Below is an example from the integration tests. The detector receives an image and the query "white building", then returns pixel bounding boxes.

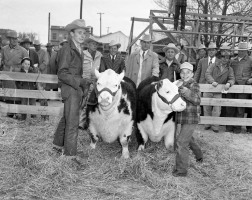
[97,31,129,52]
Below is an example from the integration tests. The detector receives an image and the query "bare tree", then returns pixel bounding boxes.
[18,32,37,42]
[153,0,252,46]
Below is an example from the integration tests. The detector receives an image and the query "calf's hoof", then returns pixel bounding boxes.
[90,143,96,149]
[138,145,145,151]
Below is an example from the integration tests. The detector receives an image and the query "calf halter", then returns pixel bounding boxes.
[156,90,181,106]
[95,85,120,97]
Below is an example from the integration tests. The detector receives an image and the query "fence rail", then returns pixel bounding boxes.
[0,72,252,126]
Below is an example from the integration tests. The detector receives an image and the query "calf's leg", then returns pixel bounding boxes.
[136,124,148,151]
[164,121,176,150]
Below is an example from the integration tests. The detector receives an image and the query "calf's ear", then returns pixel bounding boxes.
[173,80,183,87]
[118,70,125,82]
[95,69,101,79]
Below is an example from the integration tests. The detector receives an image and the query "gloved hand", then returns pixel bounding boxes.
[80,78,92,91]
[224,83,231,91]
[212,82,218,87]
[178,86,188,95]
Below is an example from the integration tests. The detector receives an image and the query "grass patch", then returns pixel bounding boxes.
[0,117,252,200]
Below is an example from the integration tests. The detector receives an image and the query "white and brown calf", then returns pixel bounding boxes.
[86,69,136,159]
[136,77,186,150]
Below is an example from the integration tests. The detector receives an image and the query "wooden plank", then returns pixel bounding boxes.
[199,84,252,94]
[0,102,63,116]
[152,16,252,25]
[0,71,58,83]
[150,10,252,22]
[0,88,62,100]
[199,116,252,126]
[127,25,150,51]
[151,12,178,44]
[133,17,191,26]
[201,98,252,107]
[152,29,251,38]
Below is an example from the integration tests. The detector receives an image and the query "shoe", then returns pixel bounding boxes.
[180,28,185,31]
[204,127,211,130]
[233,130,241,134]
[213,130,219,133]
[196,158,203,163]
[172,169,187,177]
[246,129,252,134]
[71,156,86,170]
[52,146,63,154]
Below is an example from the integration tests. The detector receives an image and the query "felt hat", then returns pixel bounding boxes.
[6,30,18,39]
[84,35,101,44]
[60,39,68,45]
[109,40,121,49]
[220,43,231,50]
[207,42,217,49]
[139,34,152,42]
[20,37,32,45]
[45,42,54,47]
[163,43,179,54]
[197,43,206,50]
[237,42,249,50]
[33,40,41,46]
[180,62,193,71]
[65,19,87,32]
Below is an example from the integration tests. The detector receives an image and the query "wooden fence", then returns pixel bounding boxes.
[1,71,252,126]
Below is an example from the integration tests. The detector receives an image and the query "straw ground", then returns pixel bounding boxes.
[0,116,252,200]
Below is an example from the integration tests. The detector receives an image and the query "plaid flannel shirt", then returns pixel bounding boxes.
[176,78,201,124]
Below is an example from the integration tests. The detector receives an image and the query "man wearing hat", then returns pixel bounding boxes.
[45,42,58,91]
[59,39,68,49]
[79,35,102,130]
[53,19,92,164]
[125,34,159,87]
[1,30,28,72]
[194,42,219,84]
[195,43,207,71]
[1,30,28,118]
[205,47,235,133]
[226,42,252,134]
[194,42,220,130]
[20,37,39,69]
[99,40,125,73]
[159,43,180,81]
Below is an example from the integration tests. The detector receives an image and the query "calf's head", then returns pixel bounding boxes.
[95,69,124,108]
[155,79,186,112]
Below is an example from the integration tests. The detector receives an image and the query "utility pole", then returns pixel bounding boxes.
[48,12,50,43]
[97,12,104,37]
[80,0,83,19]
[106,27,110,34]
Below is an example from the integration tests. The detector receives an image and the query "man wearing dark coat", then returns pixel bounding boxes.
[20,37,39,68]
[52,19,92,165]
[99,40,125,74]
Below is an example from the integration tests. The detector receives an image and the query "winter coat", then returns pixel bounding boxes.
[125,49,159,86]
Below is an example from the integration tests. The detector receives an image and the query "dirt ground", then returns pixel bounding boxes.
[0,111,252,200]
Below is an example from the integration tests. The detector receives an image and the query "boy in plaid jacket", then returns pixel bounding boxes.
[173,62,203,177]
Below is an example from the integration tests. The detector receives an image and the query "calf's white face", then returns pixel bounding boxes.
[155,79,186,112]
[95,69,124,107]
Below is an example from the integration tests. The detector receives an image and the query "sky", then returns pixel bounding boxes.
[0,0,160,44]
